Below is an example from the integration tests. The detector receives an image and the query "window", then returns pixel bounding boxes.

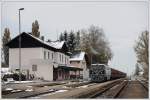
[15,69,20,71]
[62,55,63,62]
[70,61,72,64]
[77,61,80,64]
[60,54,61,62]
[67,58,69,64]
[32,65,37,71]
[52,53,53,60]
[44,51,46,59]
[48,52,50,59]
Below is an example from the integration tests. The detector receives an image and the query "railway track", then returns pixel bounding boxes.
[116,80,148,98]
[93,79,148,99]
[2,80,91,98]
[39,78,126,98]
[4,78,146,99]
[94,79,128,98]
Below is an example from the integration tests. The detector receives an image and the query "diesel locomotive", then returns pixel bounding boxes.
[89,64,126,82]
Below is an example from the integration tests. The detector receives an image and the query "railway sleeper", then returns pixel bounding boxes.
[111,80,128,98]
[40,78,126,98]
[64,82,90,88]
[78,80,122,98]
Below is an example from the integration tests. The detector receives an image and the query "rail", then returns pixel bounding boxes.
[136,79,148,91]
[41,78,126,98]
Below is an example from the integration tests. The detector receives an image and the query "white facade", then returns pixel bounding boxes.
[9,48,43,70]
[9,47,70,81]
[55,52,70,66]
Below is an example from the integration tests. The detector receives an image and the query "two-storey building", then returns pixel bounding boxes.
[6,32,82,81]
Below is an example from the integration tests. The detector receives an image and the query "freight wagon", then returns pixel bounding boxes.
[89,64,126,82]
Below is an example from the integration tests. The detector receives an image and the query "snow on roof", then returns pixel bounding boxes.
[47,41,65,49]
[9,32,65,50]
[70,52,85,61]
[27,33,65,49]
[27,33,54,48]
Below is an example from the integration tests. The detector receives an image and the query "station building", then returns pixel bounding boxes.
[6,32,83,81]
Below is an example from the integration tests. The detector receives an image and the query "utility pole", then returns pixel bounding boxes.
[19,8,24,82]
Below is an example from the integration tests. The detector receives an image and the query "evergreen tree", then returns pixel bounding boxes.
[59,33,64,41]
[64,30,68,42]
[68,31,76,53]
[40,36,44,41]
[32,20,40,38]
[2,28,11,67]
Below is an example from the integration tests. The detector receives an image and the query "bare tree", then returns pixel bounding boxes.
[80,25,113,65]
[134,31,149,79]
[134,63,140,76]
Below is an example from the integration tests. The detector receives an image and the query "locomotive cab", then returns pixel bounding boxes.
[90,64,106,82]
[90,64,126,83]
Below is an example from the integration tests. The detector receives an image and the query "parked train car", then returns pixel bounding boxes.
[89,64,126,82]
[110,68,126,80]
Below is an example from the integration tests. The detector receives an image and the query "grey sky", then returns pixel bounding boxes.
[1,1,149,75]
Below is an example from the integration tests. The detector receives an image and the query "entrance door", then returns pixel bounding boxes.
[53,67,58,81]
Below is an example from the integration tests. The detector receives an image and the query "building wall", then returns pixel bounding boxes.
[9,48,43,70]
[70,61,81,68]
[70,58,86,69]
[70,58,89,80]
[30,59,53,81]
[9,47,70,81]
[55,52,70,66]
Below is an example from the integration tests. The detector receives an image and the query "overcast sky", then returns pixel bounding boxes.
[1,0,149,75]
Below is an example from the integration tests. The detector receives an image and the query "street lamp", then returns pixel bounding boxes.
[19,8,24,82]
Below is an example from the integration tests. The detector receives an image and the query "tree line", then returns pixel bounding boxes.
[59,25,113,65]
[2,20,113,67]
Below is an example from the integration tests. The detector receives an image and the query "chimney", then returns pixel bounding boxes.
[41,36,44,41]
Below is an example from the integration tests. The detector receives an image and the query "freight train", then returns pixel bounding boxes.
[89,64,126,82]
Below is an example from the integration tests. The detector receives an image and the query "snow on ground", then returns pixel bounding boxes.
[25,88,34,92]
[13,81,34,83]
[5,88,13,91]
[3,81,34,85]
[1,68,12,75]
[1,68,9,72]
[11,89,22,93]
[30,89,68,98]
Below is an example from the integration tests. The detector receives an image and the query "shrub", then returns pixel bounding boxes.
[2,73,26,81]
